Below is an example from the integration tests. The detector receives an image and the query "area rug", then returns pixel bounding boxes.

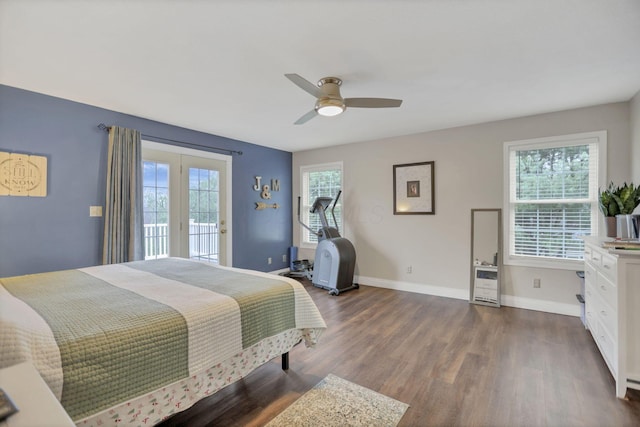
[266,373,409,427]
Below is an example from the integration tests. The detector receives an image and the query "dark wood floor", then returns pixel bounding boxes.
[161,280,640,426]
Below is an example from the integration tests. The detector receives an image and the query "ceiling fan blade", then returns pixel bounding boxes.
[294,109,318,125]
[285,74,323,98]
[344,98,403,108]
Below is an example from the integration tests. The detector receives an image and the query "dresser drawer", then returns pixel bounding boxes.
[588,248,604,267]
[584,282,599,333]
[601,253,617,282]
[584,245,593,262]
[596,273,617,311]
[597,299,617,339]
[596,318,618,375]
[586,309,598,336]
[584,262,596,287]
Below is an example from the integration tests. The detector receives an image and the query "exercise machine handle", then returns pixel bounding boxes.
[330,191,341,233]
[297,196,320,236]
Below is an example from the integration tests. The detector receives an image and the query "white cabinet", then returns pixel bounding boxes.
[583,237,640,399]
[0,362,74,427]
[472,265,499,305]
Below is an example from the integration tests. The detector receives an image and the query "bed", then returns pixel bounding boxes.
[0,257,326,426]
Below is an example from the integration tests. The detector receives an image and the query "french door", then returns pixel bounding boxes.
[142,142,230,265]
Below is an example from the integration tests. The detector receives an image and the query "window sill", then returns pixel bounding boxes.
[505,256,584,271]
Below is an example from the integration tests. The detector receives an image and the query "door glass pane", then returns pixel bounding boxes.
[143,161,169,259]
[189,167,219,263]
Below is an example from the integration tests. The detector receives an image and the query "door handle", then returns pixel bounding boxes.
[220,229,227,234]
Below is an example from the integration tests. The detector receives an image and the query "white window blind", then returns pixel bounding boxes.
[505,131,606,269]
[300,163,342,246]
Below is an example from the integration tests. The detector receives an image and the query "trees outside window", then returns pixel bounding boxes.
[505,131,606,269]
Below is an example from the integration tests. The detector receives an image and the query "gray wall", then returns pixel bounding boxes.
[0,85,292,277]
[631,90,640,185]
[293,102,631,314]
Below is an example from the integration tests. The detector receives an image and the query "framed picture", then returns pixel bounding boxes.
[393,161,434,215]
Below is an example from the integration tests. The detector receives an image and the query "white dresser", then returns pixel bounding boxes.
[583,236,640,398]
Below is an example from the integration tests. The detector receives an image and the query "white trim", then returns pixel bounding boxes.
[505,256,585,271]
[500,294,580,317]
[142,140,233,266]
[356,275,579,317]
[143,141,231,161]
[502,130,607,270]
[299,161,345,174]
[356,275,468,300]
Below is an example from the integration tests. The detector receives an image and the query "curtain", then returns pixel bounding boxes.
[102,126,144,264]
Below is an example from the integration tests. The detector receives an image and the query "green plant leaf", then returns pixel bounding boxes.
[612,194,625,214]
[599,183,618,216]
[598,182,640,215]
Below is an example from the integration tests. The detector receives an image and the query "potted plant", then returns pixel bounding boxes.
[599,182,640,238]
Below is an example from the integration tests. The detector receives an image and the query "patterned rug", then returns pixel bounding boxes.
[266,374,409,427]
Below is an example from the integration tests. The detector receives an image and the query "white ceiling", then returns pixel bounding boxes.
[1,0,639,152]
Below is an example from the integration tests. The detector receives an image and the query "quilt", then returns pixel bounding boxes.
[0,258,326,422]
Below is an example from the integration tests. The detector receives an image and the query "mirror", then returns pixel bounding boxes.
[470,209,502,307]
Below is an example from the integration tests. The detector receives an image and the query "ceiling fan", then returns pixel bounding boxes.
[285,73,403,125]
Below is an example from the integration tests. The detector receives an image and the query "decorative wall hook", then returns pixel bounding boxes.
[255,202,279,210]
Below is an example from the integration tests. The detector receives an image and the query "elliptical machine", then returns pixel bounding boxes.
[295,191,358,296]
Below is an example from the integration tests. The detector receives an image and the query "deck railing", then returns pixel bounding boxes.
[144,224,168,259]
[144,222,218,260]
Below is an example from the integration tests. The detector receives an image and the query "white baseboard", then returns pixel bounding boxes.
[355,275,468,301]
[355,275,580,317]
[500,294,580,317]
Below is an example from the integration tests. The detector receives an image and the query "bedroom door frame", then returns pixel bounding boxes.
[142,140,233,266]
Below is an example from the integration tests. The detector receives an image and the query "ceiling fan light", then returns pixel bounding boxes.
[317,105,344,117]
[316,98,345,117]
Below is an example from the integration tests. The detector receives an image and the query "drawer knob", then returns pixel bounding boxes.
[603,264,611,270]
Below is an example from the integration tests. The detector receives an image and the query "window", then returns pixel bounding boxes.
[300,162,343,247]
[143,161,170,260]
[188,167,220,262]
[504,131,606,269]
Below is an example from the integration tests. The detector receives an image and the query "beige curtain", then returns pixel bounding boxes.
[102,126,144,264]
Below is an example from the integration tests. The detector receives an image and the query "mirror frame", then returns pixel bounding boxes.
[469,208,502,307]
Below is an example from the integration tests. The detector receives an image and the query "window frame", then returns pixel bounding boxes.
[299,161,343,249]
[142,141,233,265]
[502,131,607,270]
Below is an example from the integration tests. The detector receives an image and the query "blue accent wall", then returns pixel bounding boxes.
[0,85,292,277]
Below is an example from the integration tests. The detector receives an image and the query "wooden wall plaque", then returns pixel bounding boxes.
[0,151,48,197]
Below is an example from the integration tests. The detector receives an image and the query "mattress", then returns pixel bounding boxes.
[0,258,326,425]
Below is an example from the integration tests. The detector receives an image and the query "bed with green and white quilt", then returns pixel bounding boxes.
[0,258,326,426]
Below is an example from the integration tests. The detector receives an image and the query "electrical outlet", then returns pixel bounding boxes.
[268,257,272,265]
[533,278,541,288]
[282,254,287,262]
[407,266,412,274]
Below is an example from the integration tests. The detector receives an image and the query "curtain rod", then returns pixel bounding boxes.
[97,123,243,155]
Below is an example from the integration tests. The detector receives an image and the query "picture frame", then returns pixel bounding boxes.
[393,161,434,215]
